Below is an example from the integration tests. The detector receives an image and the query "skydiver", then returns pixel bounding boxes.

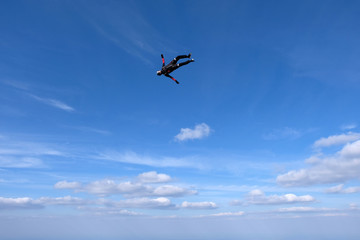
[156,53,195,84]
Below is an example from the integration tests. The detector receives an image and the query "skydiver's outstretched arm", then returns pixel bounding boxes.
[161,54,165,67]
[165,74,179,84]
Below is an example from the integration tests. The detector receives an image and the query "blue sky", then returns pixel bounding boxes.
[1,0,360,239]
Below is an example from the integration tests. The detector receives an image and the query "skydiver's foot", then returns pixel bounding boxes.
[190,58,195,62]
[188,53,191,58]
[175,80,179,84]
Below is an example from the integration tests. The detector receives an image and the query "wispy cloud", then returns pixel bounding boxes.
[0,138,64,168]
[84,2,176,66]
[276,206,336,213]
[325,184,360,194]
[95,150,203,169]
[175,123,211,142]
[277,137,360,187]
[341,123,357,131]
[0,79,29,90]
[70,126,111,135]
[263,127,302,140]
[29,94,75,112]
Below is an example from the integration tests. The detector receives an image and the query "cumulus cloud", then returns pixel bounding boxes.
[209,211,244,217]
[174,123,211,142]
[277,139,360,187]
[181,201,217,209]
[54,172,197,198]
[0,196,87,210]
[106,197,174,209]
[233,190,315,205]
[153,185,197,197]
[54,181,82,189]
[137,171,171,183]
[325,184,360,194]
[82,179,150,197]
[313,132,360,149]
[0,197,43,209]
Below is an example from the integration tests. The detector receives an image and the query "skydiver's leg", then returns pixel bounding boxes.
[173,54,191,63]
[178,59,193,67]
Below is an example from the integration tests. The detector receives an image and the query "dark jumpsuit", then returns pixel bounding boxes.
[160,54,193,84]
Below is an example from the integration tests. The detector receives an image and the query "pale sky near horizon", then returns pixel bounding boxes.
[1,0,360,239]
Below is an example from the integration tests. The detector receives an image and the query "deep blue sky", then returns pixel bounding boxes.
[1,1,360,239]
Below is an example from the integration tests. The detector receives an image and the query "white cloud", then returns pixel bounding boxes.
[106,197,174,209]
[209,211,244,217]
[341,124,357,131]
[313,132,360,148]
[325,184,360,194]
[54,173,197,198]
[153,185,197,197]
[277,207,335,213]
[29,94,75,112]
[181,201,217,209]
[82,179,150,197]
[235,190,315,205]
[0,197,43,209]
[277,140,360,187]
[54,181,82,190]
[137,171,171,183]
[0,196,86,209]
[174,123,211,142]
[37,196,87,205]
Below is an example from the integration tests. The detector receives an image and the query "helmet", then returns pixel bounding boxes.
[156,71,162,76]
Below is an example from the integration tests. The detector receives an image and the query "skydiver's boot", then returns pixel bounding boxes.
[188,53,192,58]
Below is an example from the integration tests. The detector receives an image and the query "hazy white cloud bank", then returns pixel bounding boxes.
[277,133,360,187]
[232,190,315,205]
[175,123,211,142]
